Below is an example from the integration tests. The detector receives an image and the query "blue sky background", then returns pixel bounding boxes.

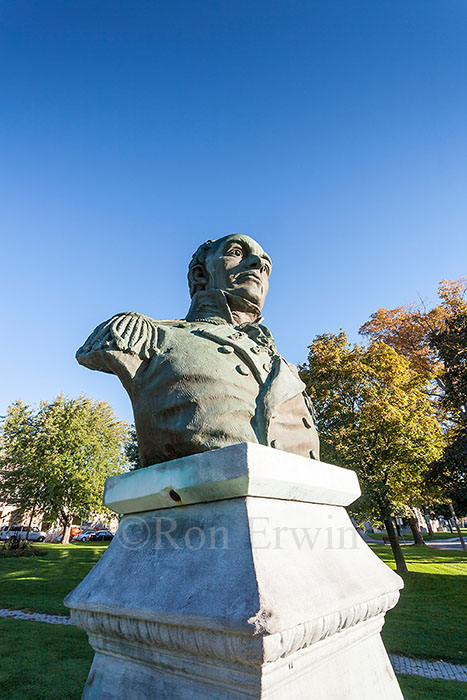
[1,0,466,424]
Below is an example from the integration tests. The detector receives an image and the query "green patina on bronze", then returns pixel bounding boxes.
[76,235,319,467]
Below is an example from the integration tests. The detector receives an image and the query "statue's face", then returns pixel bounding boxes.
[205,235,272,309]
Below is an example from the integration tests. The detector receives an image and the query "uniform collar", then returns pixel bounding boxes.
[185,289,275,353]
[185,289,263,325]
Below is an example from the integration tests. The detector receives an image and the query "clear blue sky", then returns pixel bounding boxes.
[1,0,466,424]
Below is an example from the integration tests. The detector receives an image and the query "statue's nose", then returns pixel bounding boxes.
[246,254,262,269]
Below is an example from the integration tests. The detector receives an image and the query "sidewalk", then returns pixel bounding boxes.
[390,654,467,682]
[362,532,466,551]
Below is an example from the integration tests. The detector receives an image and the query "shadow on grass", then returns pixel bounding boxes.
[0,618,92,700]
[370,543,467,568]
[0,543,108,615]
[397,673,467,700]
[368,545,467,665]
[383,570,467,664]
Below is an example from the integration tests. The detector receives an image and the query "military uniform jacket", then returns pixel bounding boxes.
[76,290,319,467]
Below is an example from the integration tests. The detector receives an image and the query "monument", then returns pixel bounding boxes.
[76,234,319,466]
[66,234,404,699]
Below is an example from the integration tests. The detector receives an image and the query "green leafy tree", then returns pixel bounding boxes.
[427,309,467,549]
[0,395,130,544]
[0,400,44,533]
[125,426,141,470]
[360,278,467,535]
[431,309,467,420]
[300,334,444,573]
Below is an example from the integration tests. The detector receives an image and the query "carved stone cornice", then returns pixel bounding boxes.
[70,589,399,668]
[262,590,399,662]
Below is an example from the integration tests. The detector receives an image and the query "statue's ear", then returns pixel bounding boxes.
[189,263,208,291]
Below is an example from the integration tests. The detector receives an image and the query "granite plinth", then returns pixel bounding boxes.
[103,442,360,513]
[65,443,404,699]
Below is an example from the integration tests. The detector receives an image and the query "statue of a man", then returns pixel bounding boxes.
[77,235,319,467]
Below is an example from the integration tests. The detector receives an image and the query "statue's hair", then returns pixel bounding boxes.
[187,239,217,297]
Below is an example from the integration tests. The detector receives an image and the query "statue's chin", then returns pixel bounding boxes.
[223,288,263,314]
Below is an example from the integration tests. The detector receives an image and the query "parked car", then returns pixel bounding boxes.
[89,530,114,541]
[74,529,98,542]
[47,533,63,543]
[0,525,46,542]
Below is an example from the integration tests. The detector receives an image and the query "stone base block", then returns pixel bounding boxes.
[65,443,404,699]
[81,615,401,700]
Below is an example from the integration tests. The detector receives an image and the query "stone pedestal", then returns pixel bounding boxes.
[65,442,404,699]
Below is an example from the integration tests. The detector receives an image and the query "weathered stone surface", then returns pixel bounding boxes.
[103,442,360,514]
[76,235,320,466]
[65,446,404,699]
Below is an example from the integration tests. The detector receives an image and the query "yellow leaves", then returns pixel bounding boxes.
[301,331,444,520]
[359,278,466,388]
[438,278,467,315]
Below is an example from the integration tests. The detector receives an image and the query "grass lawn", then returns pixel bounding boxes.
[0,618,92,700]
[0,542,106,615]
[397,674,467,700]
[372,544,467,665]
[0,541,466,700]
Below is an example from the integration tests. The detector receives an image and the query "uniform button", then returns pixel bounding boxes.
[270,440,277,448]
[263,362,272,372]
[236,364,250,376]
[218,345,234,354]
[251,346,261,354]
[302,417,312,429]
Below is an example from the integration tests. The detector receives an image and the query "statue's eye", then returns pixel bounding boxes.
[228,246,243,257]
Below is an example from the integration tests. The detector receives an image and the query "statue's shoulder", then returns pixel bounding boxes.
[76,312,182,363]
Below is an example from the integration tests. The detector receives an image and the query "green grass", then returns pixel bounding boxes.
[0,542,107,615]
[0,541,466,700]
[0,618,93,700]
[397,674,467,700]
[371,544,467,665]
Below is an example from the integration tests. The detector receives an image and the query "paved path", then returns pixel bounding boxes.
[426,538,466,551]
[0,607,73,625]
[390,654,467,682]
[364,533,466,551]
[1,607,466,682]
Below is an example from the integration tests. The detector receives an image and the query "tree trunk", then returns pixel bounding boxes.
[384,517,408,574]
[25,503,37,543]
[448,502,467,553]
[408,515,426,546]
[61,522,72,545]
[395,519,402,537]
[424,511,434,537]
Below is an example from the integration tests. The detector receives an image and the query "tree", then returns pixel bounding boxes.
[125,426,141,470]
[0,395,130,544]
[0,400,44,535]
[359,278,466,396]
[360,278,467,538]
[430,309,467,420]
[428,308,467,549]
[300,334,444,573]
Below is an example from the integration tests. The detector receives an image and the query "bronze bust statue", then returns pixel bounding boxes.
[77,235,319,467]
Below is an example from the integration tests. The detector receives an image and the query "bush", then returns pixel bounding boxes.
[0,540,47,558]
